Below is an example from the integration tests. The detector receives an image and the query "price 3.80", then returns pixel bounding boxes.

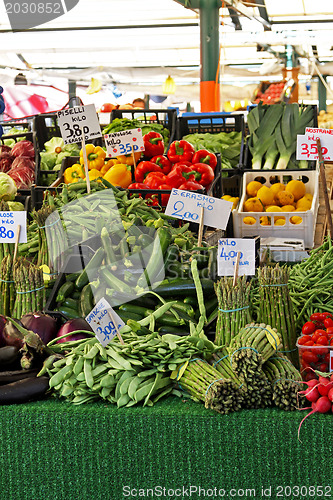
[63,123,89,139]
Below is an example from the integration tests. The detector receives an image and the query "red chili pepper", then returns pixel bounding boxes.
[192,149,217,171]
[150,155,172,175]
[158,183,172,206]
[167,140,195,163]
[166,165,196,188]
[128,182,150,189]
[145,171,168,189]
[134,161,161,183]
[178,180,204,191]
[188,163,215,187]
[143,131,164,157]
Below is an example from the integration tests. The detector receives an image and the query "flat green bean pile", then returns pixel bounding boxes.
[43,331,215,407]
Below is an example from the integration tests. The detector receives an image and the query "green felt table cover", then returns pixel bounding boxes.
[0,396,332,500]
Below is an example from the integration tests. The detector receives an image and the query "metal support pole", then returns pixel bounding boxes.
[318,75,327,112]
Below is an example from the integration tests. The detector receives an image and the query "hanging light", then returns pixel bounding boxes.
[162,75,176,95]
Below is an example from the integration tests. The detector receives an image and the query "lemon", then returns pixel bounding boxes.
[275,190,294,206]
[290,216,303,225]
[221,195,232,201]
[243,197,263,212]
[296,196,312,210]
[246,180,262,197]
[243,216,256,225]
[270,182,285,197]
[285,180,306,202]
[257,185,275,206]
[274,218,286,226]
[304,193,313,202]
[260,216,270,226]
[229,196,240,210]
[280,205,295,212]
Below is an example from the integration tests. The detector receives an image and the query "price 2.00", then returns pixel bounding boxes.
[171,201,199,221]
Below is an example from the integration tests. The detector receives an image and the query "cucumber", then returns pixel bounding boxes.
[155,311,186,327]
[56,281,75,303]
[75,247,105,290]
[137,226,172,288]
[100,267,133,296]
[184,296,198,307]
[80,284,94,317]
[153,278,215,297]
[57,306,82,319]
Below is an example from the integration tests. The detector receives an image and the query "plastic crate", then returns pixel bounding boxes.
[0,120,33,134]
[243,104,318,170]
[233,169,319,248]
[297,337,333,380]
[108,108,177,149]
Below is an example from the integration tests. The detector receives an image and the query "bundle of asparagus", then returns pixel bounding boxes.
[0,254,15,316]
[0,200,14,264]
[178,358,244,415]
[258,265,298,366]
[12,257,45,317]
[263,352,303,411]
[214,276,252,346]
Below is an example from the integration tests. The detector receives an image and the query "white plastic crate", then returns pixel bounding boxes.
[232,169,319,248]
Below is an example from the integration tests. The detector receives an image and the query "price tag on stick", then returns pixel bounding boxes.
[165,189,232,231]
[13,224,21,262]
[57,104,102,145]
[85,298,125,347]
[81,132,91,194]
[104,128,145,158]
[217,238,255,277]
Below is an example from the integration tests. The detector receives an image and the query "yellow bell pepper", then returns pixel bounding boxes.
[85,169,102,181]
[63,163,85,184]
[80,144,106,170]
[103,163,132,188]
[116,151,142,166]
[100,159,115,176]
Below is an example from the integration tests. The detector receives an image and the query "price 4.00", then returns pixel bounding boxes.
[220,247,243,261]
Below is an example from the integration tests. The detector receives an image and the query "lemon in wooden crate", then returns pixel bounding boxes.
[246,180,262,197]
[285,180,306,202]
[275,190,294,207]
[256,185,275,206]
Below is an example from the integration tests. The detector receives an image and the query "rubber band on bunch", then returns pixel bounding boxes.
[0,279,14,283]
[218,306,250,313]
[213,355,229,368]
[229,346,259,367]
[17,285,45,294]
[38,219,60,230]
[205,378,225,396]
[260,283,288,287]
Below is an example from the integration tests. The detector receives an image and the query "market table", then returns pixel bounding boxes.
[0,396,331,500]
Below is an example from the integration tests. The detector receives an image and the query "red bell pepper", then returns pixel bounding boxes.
[178,181,204,191]
[143,131,164,157]
[150,155,172,175]
[128,182,150,189]
[167,140,195,163]
[158,183,172,206]
[145,171,168,189]
[192,149,217,171]
[134,161,161,182]
[166,165,197,188]
[189,163,215,187]
[171,160,192,170]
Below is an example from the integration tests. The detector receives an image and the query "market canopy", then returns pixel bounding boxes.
[0,1,333,93]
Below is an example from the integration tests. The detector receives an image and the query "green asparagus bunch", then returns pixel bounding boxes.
[12,257,45,317]
[214,276,252,346]
[0,254,15,316]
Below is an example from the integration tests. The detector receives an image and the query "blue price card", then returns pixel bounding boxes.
[165,188,232,231]
[217,238,255,276]
[104,128,145,158]
[85,297,125,347]
[0,211,27,243]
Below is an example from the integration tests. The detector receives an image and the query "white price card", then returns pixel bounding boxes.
[0,211,27,243]
[104,128,145,158]
[57,104,102,145]
[85,297,125,347]
[296,131,333,161]
[217,238,255,276]
[165,188,232,231]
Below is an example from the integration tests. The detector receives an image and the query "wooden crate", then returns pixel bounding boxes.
[314,164,333,247]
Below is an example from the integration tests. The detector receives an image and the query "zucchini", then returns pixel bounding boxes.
[171,301,196,318]
[75,247,105,290]
[56,281,75,303]
[153,278,215,297]
[59,297,79,310]
[184,296,198,307]
[155,311,186,327]
[158,326,190,335]
[119,303,153,317]
[116,311,143,322]
[100,266,133,296]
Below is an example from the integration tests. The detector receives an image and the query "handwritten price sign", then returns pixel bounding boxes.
[165,188,232,230]
[57,104,102,145]
[104,128,144,158]
[0,211,27,243]
[297,128,333,161]
[217,238,255,276]
[85,297,125,347]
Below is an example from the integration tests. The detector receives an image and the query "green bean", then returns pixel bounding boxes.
[83,359,94,388]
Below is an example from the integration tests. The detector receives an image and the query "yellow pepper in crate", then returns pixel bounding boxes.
[63,163,85,184]
[85,169,102,181]
[80,144,106,170]
[116,151,142,166]
[100,159,115,176]
[103,163,132,188]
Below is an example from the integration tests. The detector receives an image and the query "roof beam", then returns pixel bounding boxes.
[222,0,271,30]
